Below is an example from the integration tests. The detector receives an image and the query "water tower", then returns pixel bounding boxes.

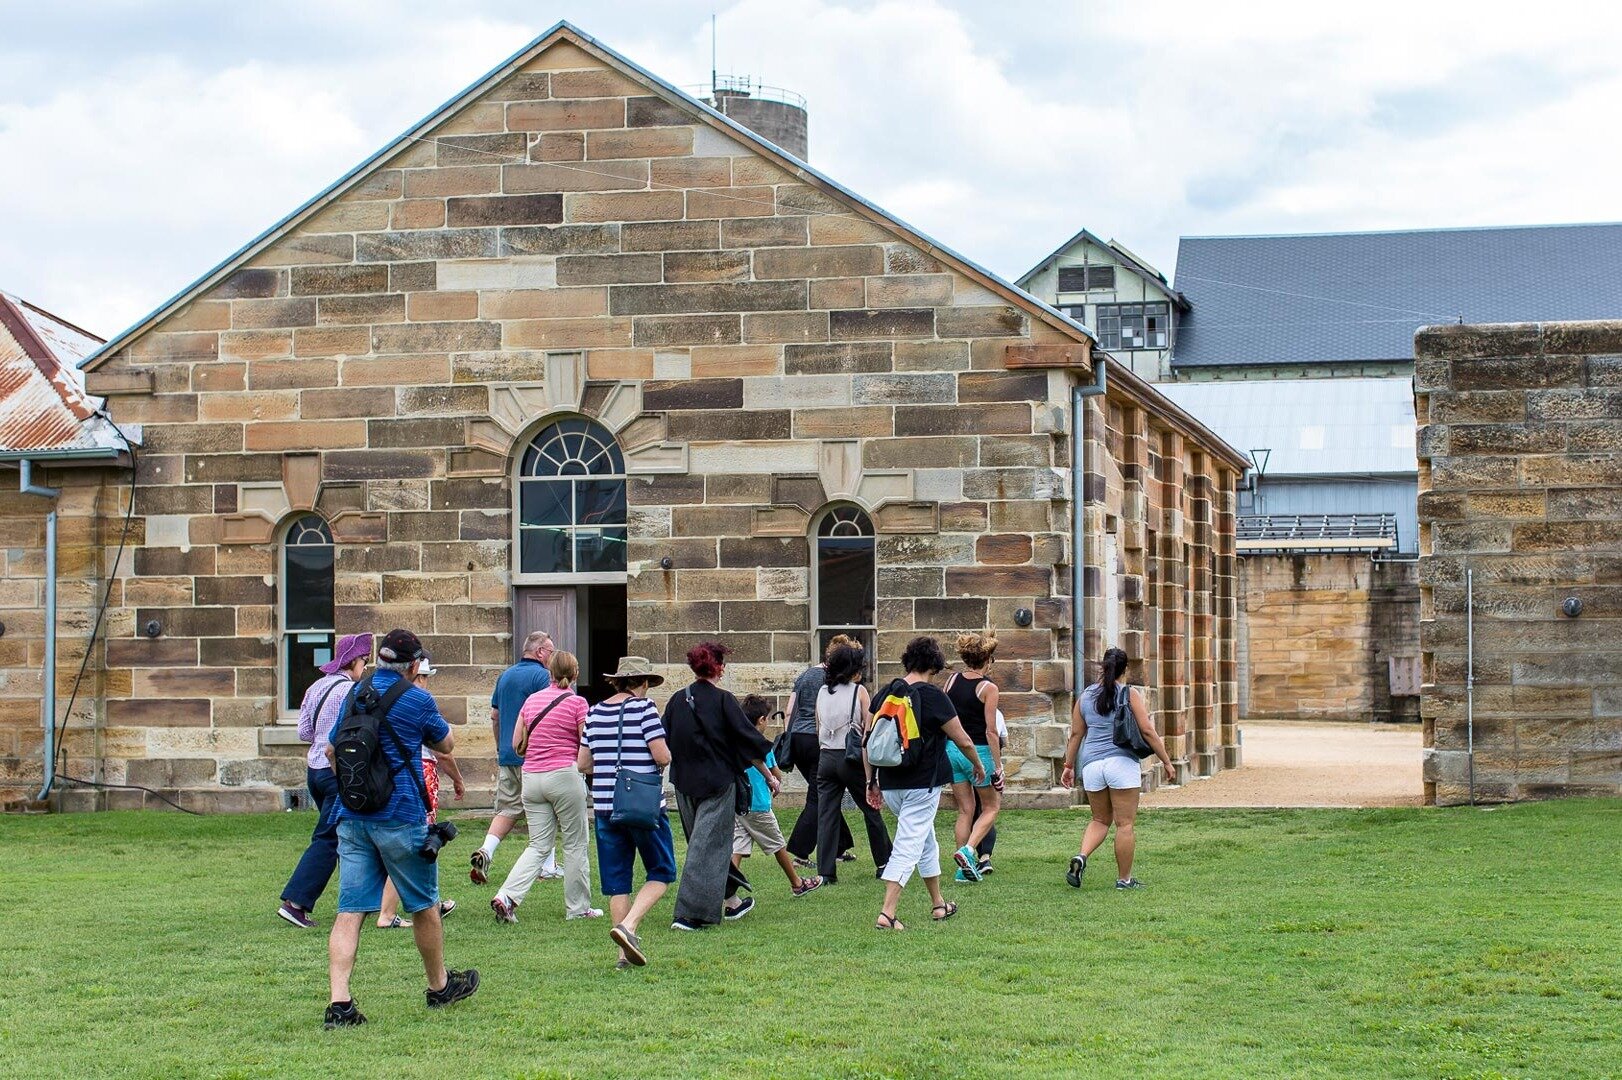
[701,76,809,161]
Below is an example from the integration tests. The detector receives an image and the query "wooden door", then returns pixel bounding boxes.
[516,587,576,662]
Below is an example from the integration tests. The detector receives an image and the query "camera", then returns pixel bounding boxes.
[419,820,458,862]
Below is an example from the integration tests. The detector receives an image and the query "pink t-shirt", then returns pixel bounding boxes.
[517,686,589,773]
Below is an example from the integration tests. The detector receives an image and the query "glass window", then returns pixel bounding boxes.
[1057,265,1115,293]
[813,505,876,656]
[282,515,334,712]
[518,418,626,575]
[1096,302,1170,351]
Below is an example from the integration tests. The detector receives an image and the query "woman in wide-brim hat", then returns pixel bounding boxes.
[578,657,674,969]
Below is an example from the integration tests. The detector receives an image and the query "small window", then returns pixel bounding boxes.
[1096,302,1170,351]
[518,418,627,575]
[282,514,334,712]
[813,506,876,658]
[1057,265,1115,293]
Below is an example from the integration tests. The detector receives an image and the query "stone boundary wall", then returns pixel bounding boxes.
[1416,321,1622,805]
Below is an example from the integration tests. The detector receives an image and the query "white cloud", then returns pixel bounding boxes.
[3,0,1620,334]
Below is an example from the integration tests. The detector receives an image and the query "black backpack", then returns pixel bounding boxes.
[331,675,414,814]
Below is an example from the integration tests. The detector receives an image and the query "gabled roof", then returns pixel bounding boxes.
[1155,377,1417,478]
[85,20,1095,370]
[1172,222,1622,368]
[0,290,124,458]
[1017,227,1187,309]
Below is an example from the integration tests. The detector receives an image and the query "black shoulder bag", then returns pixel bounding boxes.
[841,686,867,767]
[1110,684,1156,760]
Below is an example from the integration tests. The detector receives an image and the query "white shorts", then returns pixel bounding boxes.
[733,810,787,856]
[1082,756,1143,792]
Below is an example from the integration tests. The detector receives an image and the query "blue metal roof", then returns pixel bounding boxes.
[1155,377,1417,478]
[84,20,1091,369]
[1172,222,1622,367]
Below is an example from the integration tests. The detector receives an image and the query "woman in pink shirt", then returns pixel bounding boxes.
[491,650,598,922]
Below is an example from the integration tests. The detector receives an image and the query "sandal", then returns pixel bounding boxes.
[931,902,958,922]
[874,911,906,931]
[377,915,410,929]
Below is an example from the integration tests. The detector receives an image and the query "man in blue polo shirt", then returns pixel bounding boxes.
[324,629,479,1028]
[469,629,554,885]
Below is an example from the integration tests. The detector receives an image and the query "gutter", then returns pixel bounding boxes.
[1071,360,1109,712]
[0,446,124,463]
[18,460,60,802]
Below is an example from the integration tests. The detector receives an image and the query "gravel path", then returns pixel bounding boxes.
[1142,721,1425,808]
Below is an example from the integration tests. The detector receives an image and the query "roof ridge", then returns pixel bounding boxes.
[0,292,97,421]
[1179,220,1622,242]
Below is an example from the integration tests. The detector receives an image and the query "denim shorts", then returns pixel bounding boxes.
[947,743,994,788]
[336,818,439,915]
[593,811,677,897]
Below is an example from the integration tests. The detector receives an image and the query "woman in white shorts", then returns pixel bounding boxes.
[1059,647,1176,890]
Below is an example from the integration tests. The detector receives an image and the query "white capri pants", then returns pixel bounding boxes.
[880,785,942,886]
[1082,756,1143,792]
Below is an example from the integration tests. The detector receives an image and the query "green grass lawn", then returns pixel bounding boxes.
[3,801,1618,1079]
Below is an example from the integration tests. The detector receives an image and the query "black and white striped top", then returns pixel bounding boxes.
[580,697,667,814]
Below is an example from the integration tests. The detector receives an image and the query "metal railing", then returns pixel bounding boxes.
[687,77,807,109]
[1237,513,1399,552]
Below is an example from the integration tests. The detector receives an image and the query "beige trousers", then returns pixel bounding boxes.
[497,768,593,916]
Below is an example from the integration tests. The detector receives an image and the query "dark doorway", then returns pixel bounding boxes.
[576,584,627,706]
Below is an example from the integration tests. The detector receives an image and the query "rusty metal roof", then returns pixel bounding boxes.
[0,290,123,456]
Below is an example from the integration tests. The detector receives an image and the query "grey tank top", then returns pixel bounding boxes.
[1079,683,1140,767]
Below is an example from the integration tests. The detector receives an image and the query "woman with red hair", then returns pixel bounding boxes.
[662,641,776,930]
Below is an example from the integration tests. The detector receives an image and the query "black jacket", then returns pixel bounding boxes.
[664,681,771,799]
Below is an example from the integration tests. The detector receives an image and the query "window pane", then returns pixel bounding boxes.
[520,480,571,527]
[521,527,572,574]
[284,544,334,630]
[818,538,875,626]
[576,528,628,573]
[1088,266,1115,290]
[575,479,627,527]
[284,632,333,711]
[1057,267,1087,292]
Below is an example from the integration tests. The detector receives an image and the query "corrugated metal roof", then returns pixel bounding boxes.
[0,291,123,455]
[1173,222,1622,367]
[1156,377,1417,477]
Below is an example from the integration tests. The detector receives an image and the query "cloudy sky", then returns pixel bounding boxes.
[3,0,1619,337]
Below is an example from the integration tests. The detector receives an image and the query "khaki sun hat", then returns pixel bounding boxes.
[604,656,664,687]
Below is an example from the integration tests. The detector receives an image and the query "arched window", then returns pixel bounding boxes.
[282,514,334,712]
[517,417,627,576]
[812,505,876,658]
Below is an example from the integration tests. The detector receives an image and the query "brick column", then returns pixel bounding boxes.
[1214,467,1242,769]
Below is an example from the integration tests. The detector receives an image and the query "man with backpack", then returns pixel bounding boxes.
[324,628,479,1029]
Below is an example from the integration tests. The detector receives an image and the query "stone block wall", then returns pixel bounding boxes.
[1416,321,1622,805]
[15,28,1244,809]
[1238,554,1419,724]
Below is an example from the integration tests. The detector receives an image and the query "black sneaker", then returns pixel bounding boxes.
[323,1000,366,1029]
[977,857,994,876]
[670,917,707,931]
[1066,855,1087,889]
[723,896,755,921]
[426,968,480,1008]
[837,851,856,863]
[1116,877,1144,890]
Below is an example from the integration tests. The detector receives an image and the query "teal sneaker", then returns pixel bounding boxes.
[952,845,983,882]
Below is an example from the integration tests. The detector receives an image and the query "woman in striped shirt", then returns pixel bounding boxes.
[579,657,675,969]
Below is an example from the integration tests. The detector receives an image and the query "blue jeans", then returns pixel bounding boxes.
[336,818,439,915]
[281,767,339,911]
[593,812,677,897]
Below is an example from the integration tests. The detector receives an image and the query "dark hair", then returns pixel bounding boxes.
[686,640,731,680]
[740,694,772,722]
[824,644,866,688]
[900,636,947,676]
[611,676,649,694]
[1095,646,1130,715]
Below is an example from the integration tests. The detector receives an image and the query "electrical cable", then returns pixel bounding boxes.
[43,413,199,815]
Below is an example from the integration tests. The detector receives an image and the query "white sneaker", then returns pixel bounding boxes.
[567,908,605,920]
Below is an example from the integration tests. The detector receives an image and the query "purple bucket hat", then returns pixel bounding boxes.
[319,632,373,675]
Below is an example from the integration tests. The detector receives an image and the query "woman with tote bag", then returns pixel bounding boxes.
[814,642,892,884]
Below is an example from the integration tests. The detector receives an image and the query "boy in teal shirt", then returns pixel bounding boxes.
[733,696,823,899]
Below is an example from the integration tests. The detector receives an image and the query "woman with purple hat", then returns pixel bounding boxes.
[278,632,371,928]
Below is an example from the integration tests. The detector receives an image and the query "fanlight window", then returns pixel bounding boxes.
[282,514,334,711]
[518,418,627,575]
[813,506,876,658]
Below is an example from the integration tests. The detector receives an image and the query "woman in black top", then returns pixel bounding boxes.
[782,635,856,866]
[663,641,775,930]
[944,632,1003,883]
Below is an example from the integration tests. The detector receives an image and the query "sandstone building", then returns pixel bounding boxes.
[4,23,1245,811]
[1417,320,1622,804]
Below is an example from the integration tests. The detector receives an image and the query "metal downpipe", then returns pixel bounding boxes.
[20,460,61,802]
[1070,359,1108,707]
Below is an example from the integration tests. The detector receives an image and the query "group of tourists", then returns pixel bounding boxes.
[275,622,1175,1028]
